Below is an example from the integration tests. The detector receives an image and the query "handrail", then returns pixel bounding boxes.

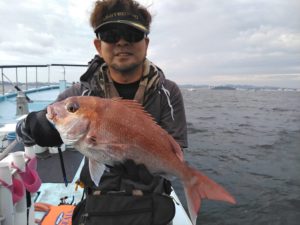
[1,64,88,95]
[50,64,87,67]
[0,64,87,68]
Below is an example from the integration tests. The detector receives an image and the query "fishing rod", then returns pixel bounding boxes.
[57,146,68,187]
[2,72,33,103]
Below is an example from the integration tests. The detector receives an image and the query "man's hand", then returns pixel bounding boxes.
[16,118,36,146]
[16,110,63,147]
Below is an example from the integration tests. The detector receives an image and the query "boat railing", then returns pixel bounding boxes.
[0,63,88,159]
[0,64,87,96]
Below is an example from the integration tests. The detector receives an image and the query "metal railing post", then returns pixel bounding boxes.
[62,66,66,80]
[25,67,28,90]
[16,67,18,87]
[48,65,50,85]
[35,67,38,88]
[1,68,4,95]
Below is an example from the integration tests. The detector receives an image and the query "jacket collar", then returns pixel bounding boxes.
[80,56,165,105]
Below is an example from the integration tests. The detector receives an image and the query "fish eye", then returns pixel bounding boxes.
[66,102,79,113]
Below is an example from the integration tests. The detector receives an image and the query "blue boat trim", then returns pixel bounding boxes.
[0,85,60,102]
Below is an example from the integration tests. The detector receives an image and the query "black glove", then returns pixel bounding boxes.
[16,118,36,146]
[16,110,63,147]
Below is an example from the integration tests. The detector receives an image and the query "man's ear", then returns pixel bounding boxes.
[94,39,102,56]
[145,37,150,49]
[144,37,150,57]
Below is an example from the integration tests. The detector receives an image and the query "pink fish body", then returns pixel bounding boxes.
[46,96,236,225]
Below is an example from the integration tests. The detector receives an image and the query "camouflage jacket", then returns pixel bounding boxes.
[57,55,188,148]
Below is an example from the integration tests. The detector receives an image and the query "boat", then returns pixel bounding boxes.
[0,64,193,225]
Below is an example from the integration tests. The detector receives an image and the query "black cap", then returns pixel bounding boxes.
[94,11,149,34]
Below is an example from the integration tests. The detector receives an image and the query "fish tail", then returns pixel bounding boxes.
[183,167,236,225]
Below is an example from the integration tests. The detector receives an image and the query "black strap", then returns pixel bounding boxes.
[58,146,68,186]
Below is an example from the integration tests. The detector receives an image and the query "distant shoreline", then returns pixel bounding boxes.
[180,84,299,92]
[1,82,299,95]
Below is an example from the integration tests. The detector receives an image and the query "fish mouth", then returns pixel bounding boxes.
[46,105,56,122]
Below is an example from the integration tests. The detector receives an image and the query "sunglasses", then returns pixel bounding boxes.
[97,28,146,44]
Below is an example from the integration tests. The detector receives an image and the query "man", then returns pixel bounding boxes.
[16,0,188,224]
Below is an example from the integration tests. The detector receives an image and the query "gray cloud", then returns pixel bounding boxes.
[0,0,299,88]
[146,0,300,87]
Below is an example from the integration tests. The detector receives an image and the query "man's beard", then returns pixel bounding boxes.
[111,59,144,74]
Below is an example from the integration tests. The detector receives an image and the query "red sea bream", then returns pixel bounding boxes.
[46,96,236,225]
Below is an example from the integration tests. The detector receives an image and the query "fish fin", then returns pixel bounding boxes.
[89,159,106,187]
[184,167,236,225]
[112,100,186,162]
[112,99,157,123]
[112,99,185,161]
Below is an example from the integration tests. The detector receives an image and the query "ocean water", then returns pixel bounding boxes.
[173,88,300,225]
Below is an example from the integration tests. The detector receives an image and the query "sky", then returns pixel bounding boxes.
[0,0,300,88]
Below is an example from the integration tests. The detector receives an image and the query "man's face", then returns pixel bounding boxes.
[94,25,149,74]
